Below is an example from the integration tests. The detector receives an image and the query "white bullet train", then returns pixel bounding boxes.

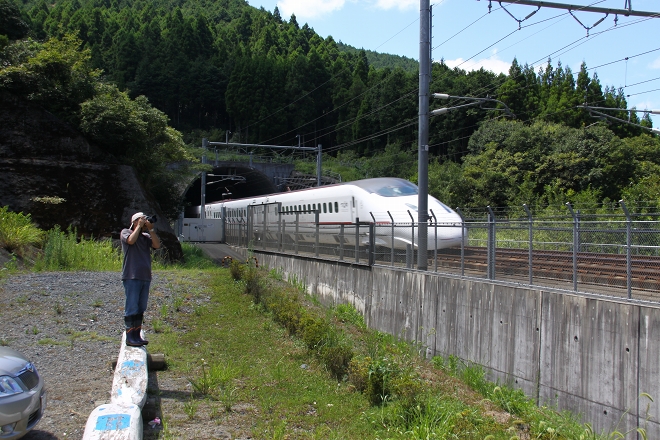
[197,177,465,250]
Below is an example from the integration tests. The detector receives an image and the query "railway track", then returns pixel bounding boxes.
[432,246,660,300]
[228,232,660,301]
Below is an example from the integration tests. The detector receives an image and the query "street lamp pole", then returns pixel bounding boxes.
[432,94,516,118]
[577,105,660,135]
[417,0,431,270]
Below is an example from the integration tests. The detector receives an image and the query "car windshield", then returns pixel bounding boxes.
[351,178,418,197]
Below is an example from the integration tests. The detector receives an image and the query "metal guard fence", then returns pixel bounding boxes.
[222,203,660,303]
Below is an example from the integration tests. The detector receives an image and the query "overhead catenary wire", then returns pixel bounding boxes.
[248,0,658,158]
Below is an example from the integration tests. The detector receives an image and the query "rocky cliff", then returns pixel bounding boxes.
[0,91,183,261]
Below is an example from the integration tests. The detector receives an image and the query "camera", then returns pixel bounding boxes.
[145,215,157,224]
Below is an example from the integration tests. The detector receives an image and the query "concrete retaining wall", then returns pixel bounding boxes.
[244,250,660,437]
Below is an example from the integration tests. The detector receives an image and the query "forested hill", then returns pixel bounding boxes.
[10,0,421,147]
[3,0,660,215]
[336,42,418,73]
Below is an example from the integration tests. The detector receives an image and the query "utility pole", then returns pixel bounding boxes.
[417,0,431,271]
[416,1,659,272]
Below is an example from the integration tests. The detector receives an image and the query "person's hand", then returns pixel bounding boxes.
[137,216,147,230]
[145,219,154,231]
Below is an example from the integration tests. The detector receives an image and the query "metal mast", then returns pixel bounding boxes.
[417,0,431,270]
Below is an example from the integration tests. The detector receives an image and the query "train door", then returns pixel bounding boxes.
[337,197,353,223]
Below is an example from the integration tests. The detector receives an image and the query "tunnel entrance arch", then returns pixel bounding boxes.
[182,162,291,217]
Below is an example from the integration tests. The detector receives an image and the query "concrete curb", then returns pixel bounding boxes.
[82,331,149,440]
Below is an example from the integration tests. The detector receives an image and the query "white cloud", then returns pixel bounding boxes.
[633,100,658,111]
[277,0,346,19]
[442,56,511,75]
[650,57,660,70]
[374,0,417,11]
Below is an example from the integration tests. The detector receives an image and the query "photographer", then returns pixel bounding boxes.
[120,212,161,347]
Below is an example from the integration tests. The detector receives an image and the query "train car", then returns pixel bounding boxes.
[197,177,465,250]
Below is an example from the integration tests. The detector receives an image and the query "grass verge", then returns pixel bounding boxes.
[146,252,626,439]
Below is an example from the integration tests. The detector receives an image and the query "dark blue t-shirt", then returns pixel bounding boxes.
[121,228,153,280]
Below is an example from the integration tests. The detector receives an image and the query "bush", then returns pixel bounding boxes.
[347,356,371,392]
[229,259,245,280]
[301,314,332,349]
[319,343,353,379]
[333,303,366,329]
[366,356,401,406]
[0,206,43,255]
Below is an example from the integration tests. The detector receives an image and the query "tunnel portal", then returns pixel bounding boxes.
[183,161,294,217]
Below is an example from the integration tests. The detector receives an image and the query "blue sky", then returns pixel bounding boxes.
[246,0,660,127]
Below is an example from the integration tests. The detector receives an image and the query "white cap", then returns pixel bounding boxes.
[130,212,144,225]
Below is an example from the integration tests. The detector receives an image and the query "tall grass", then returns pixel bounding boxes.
[23,222,215,272]
[0,206,43,255]
[34,226,122,271]
[156,242,217,270]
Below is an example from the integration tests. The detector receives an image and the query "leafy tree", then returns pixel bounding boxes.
[0,34,99,121]
[79,82,196,213]
[0,0,30,40]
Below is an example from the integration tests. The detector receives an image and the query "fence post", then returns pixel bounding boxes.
[370,212,377,264]
[620,200,633,299]
[295,212,300,255]
[355,218,360,263]
[369,223,376,266]
[221,206,226,243]
[388,211,395,266]
[315,210,320,257]
[408,210,415,269]
[339,224,345,261]
[456,207,465,277]
[247,205,253,247]
[523,204,533,285]
[277,203,282,252]
[487,206,496,280]
[430,209,438,272]
[566,203,579,291]
[262,205,267,250]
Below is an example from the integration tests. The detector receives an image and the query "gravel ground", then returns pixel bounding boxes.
[0,271,253,440]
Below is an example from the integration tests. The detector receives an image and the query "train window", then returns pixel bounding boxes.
[334,202,338,212]
[298,205,301,211]
[323,203,327,213]
[307,204,311,212]
[353,178,418,197]
[313,203,317,212]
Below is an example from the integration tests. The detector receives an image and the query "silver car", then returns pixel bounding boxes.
[0,347,46,439]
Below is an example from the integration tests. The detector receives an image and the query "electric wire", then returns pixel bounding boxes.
[248,1,659,159]
[587,47,660,71]
[627,88,660,98]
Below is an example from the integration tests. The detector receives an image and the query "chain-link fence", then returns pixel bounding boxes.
[235,202,660,302]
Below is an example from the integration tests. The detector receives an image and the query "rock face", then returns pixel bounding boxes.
[0,91,183,261]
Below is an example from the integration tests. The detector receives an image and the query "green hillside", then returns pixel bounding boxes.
[2,0,659,214]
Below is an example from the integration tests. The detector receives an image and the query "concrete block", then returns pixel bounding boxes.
[111,332,148,409]
[82,402,142,439]
[539,293,638,435]
[637,306,660,438]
